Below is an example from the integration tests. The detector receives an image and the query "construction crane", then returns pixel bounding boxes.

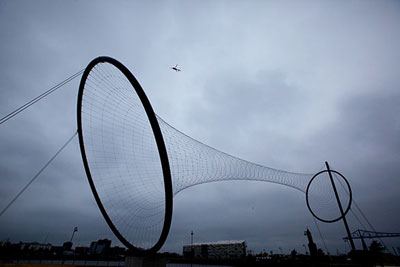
[343,229,400,251]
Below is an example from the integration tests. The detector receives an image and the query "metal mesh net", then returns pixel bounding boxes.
[79,61,165,250]
[157,117,311,195]
[78,58,347,252]
[306,171,351,222]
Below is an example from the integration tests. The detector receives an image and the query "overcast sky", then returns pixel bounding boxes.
[1,0,400,255]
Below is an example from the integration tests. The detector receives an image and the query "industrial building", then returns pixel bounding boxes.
[89,239,112,254]
[183,240,246,259]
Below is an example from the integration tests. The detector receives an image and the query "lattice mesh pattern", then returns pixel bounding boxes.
[307,171,351,222]
[79,58,349,251]
[157,118,312,195]
[80,62,165,250]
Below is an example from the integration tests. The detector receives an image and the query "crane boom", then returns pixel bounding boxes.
[343,229,400,240]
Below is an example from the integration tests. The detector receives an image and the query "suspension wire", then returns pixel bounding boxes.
[352,199,376,232]
[0,69,84,125]
[307,163,330,254]
[349,208,368,230]
[332,171,377,231]
[329,172,369,230]
[304,163,330,254]
[312,216,329,254]
[332,171,391,252]
[0,131,78,217]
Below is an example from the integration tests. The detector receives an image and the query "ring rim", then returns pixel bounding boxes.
[76,56,173,254]
[306,169,352,223]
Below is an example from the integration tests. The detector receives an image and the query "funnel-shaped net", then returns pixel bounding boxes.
[77,57,343,253]
[157,118,311,195]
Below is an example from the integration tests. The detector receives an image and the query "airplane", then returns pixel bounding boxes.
[171,64,181,72]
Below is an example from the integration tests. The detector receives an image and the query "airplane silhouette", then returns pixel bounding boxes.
[171,64,181,72]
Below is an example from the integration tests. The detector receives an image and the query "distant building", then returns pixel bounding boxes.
[109,246,126,256]
[50,245,63,255]
[75,246,89,255]
[89,241,97,254]
[18,242,52,251]
[89,239,112,254]
[183,240,246,259]
[63,241,73,251]
[0,239,11,247]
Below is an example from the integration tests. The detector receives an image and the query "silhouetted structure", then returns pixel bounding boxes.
[183,240,246,259]
[62,241,73,251]
[70,226,78,242]
[89,239,111,254]
[18,242,52,251]
[306,162,355,251]
[304,229,318,257]
[0,238,125,263]
[344,229,400,251]
[74,246,89,255]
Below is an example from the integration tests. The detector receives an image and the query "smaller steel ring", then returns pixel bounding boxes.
[306,169,352,223]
